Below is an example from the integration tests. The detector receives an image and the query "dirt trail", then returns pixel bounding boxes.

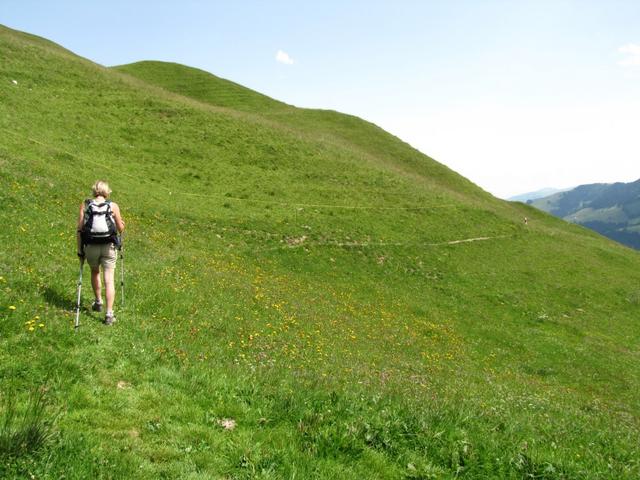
[260,234,513,252]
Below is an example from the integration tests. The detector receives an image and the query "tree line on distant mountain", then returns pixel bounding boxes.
[525,179,640,249]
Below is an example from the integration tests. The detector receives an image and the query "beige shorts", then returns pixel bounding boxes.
[84,243,117,270]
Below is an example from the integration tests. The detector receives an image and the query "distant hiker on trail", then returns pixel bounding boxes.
[76,180,125,325]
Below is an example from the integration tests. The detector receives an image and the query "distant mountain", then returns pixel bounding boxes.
[529,179,640,249]
[508,187,571,202]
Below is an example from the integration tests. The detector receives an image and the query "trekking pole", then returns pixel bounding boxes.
[74,258,84,330]
[120,231,125,308]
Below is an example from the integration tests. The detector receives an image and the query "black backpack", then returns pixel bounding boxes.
[82,199,117,245]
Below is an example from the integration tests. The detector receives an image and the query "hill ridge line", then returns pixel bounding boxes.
[112,63,482,204]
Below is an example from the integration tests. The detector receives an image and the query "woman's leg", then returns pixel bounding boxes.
[91,267,102,302]
[104,267,116,313]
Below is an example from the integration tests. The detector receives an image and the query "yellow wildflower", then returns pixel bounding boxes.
[9,305,16,310]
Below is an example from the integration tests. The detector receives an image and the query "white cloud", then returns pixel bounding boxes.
[275,49,294,65]
[618,43,640,67]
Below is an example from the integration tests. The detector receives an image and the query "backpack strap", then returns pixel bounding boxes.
[105,201,116,239]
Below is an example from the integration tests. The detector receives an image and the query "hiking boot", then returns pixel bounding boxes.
[92,300,103,312]
[104,313,116,326]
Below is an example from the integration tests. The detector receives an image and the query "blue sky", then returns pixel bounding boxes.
[3,1,639,197]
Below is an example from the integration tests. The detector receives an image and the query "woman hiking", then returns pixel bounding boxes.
[76,180,125,325]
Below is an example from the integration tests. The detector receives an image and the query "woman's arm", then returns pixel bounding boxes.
[111,202,126,233]
[76,202,85,256]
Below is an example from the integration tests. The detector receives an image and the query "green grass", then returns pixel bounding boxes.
[1,24,639,478]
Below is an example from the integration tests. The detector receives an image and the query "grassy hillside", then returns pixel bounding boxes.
[1,24,640,479]
[114,60,485,200]
[530,180,640,249]
[113,61,291,113]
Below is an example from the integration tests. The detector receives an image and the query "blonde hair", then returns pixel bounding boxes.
[92,180,112,198]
